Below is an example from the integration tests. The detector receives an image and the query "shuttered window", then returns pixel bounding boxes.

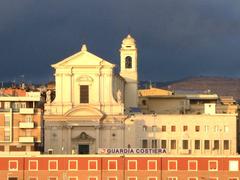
[80,85,89,103]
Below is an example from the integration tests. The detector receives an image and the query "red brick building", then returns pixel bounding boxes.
[0,155,240,180]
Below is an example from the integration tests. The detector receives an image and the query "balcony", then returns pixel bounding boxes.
[19,136,34,143]
[19,122,34,128]
[19,108,34,114]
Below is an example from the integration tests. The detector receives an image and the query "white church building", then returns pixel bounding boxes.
[44,35,138,154]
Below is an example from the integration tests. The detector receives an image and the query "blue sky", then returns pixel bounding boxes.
[0,0,240,83]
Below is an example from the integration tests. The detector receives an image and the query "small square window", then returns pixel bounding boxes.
[9,160,18,171]
[171,126,176,132]
[68,177,78,180]
[128,160,137,171]
[209,178,218,180]
[168,177,178,180]
[162,126,166,132]
[195,126,200,132]
[48,160,58,171]
[188,178,198,180]
[88,160,98,171]
[148,177,157,180]
[229,160,239,171]
[208,160,218,171]
[48,177,58,180]
[108,177,117,180]
[168,160,177,171]
[108,160,117,171]
[68,160,78,171]
[88,177,98,180]
[183,126,188,131]
[188,160,198,171]
[128,177,137,180]
[29,177,38,180]
[147,160,157,171]
[29,160,38,171]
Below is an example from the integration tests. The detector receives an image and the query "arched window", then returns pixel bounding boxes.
[125,56,132,68]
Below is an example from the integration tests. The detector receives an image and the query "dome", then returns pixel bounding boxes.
[122,34,136,45]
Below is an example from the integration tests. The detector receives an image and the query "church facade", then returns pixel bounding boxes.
[44,35,138,154]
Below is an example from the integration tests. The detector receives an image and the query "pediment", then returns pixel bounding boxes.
[52,48,114,68]
[64,105,105,120]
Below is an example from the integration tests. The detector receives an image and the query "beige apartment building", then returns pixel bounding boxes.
[0,88,42,152]
[44,35,238,155]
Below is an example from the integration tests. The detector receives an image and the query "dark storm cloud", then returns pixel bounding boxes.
[0,0,240,83]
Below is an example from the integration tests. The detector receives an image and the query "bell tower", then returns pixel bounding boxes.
[120,34,138,109]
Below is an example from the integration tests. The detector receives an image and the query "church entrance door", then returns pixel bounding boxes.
[78,144,89,154]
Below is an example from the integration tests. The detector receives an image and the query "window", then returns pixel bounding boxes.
[171,140,176,149]
[142,139,148,148]
[204,140,210,150]
[188,160,198,171]
[80,85,89,103]
[229,160,239,171]
[183,126,188,131]
[228,178,239,180]
[195,126,200,132]
[48,160,58,171]
[8,178,18,180]
[128,177,137,180]
[147,160,157,171]
[224,140,229,150]
[128,160,137,171]
[182,140,188,149]
[168,160,177,171]
[162,126,166,132]
[9,160,18,171]
[168,177,177,180]
[88,176,98,180]
[29,160,38,171]
[161,140,167,148]
[107,177,117,180]
[29,177,38,180]
[68,160,78,171]
[171,126,176,132]
[108,160,117,171]
[188,178,198,180]
[152,139,157,148]
[195,140,200,150]
[208,160,218,171]
[88,160,98,171]
[213,140,219,150]
[148,177,157,180]
[125,56,132,68]
[48,177,58,180]
[142,100,147,106]
[68,177,78,180]
[88,177,98,180]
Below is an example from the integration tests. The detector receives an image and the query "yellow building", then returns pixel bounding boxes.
[0,89,42,153]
